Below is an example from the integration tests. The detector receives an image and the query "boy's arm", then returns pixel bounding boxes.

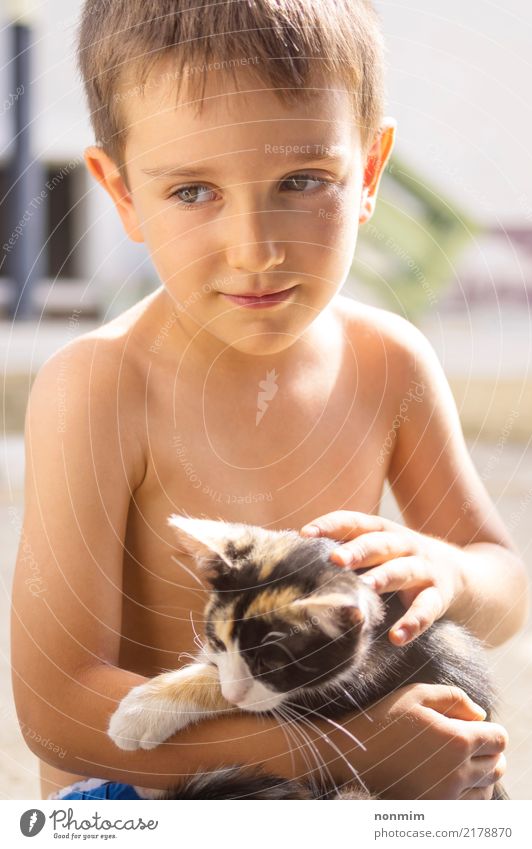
[304,313,527,647]
[386,318,528,645]
[10,337,144,771]
[8,340,311,785]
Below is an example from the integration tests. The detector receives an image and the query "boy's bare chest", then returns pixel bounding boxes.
[136,354,392,519]
[119,360,394,673]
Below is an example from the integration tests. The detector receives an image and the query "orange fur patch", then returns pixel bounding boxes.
[244,586,303,621]
[255,534,300,580]
[146,664,231,712]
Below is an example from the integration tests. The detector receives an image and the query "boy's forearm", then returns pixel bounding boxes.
[28,662,362,790]
[444,541,529,646]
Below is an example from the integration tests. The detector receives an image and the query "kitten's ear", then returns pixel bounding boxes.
[167,515,235,574]
[292,593,365,638]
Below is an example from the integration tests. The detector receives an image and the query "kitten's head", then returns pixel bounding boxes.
[169,515,384,713]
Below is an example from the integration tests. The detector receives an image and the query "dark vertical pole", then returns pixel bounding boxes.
[9,20,46,319]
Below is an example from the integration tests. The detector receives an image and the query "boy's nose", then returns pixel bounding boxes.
[225,212,286,273]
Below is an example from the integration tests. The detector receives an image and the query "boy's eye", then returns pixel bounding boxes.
[280,173,329,193]
[171,184,217,206]
[169,172,329,208]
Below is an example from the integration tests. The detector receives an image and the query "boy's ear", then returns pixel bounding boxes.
[359,117,397,225]
[83,145,144,243]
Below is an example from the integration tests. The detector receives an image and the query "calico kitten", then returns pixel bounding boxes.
[109,515,506,800]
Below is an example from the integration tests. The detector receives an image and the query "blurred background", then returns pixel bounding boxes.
[1,0,531,798]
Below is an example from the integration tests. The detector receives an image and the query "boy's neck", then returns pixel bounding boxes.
[150,286,336,381]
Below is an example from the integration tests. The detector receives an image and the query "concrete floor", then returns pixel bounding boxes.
[1,436,531,799]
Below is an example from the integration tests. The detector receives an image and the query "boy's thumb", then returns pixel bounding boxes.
[421,685,487,720]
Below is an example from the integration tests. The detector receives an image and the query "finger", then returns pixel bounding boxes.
[420,685,488,720]
[359,556,431,592]
[467,753,507,788]
[300,511,392,541]
[469,724,509,757]
[389,586,444,644]
[329,531,414,568]
[446,718,509,759]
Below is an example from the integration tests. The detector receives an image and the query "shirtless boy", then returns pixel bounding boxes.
[11,0,527,801]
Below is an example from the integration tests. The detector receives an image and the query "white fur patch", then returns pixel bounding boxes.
[214,642,284,712]
[108,667,213,751]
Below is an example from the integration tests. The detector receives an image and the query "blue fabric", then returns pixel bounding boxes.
[59,781,143,800]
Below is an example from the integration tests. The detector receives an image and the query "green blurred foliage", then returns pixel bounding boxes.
[351,156,479,321]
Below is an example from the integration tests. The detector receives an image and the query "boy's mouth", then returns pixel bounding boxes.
[222,285,298,309]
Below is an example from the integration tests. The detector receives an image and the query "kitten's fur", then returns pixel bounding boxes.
[109,515,506,800]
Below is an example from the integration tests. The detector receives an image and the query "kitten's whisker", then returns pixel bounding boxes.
[274,705,323,795]
[275,705,332,796]
[170,554,206,589]
[278,704,337,797]
[275,707,314,788]
[340,686,374,722]
[311,710,367,754]
[284,701,370,796]
[275,704,322,792]
[295,711,367,797]
[271,708,296,778]
[189,610,205,649]
[282,709,338,799]
[177,651,199,664]
[285,699,367,753]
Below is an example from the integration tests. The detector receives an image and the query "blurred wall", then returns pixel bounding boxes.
[376,0,532,226]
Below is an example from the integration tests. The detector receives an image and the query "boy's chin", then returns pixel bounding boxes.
[223,334,300,357]
[210,311,320,357]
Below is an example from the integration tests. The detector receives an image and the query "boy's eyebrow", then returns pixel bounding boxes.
[140,146,348,179]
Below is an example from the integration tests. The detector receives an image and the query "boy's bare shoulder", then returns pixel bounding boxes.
[332,293,428,375]
[33,290,159,392]
[26,293,160,487]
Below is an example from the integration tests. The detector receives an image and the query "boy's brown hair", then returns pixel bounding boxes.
[77,0,386,180]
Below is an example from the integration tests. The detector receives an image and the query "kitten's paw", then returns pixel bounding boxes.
[108,685,196,751]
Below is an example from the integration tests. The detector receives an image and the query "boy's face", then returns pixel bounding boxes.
[85,64,394,357]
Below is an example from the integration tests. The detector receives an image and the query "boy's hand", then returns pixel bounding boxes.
[346,683,507,799]
[300,510,464,645]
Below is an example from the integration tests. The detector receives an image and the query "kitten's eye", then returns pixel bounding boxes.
[209,635,226,652]
[255,653,285,674]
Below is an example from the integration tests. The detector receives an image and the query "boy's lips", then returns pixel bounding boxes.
[221,285,298,309]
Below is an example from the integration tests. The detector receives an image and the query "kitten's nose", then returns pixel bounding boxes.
[221,680,252,704]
